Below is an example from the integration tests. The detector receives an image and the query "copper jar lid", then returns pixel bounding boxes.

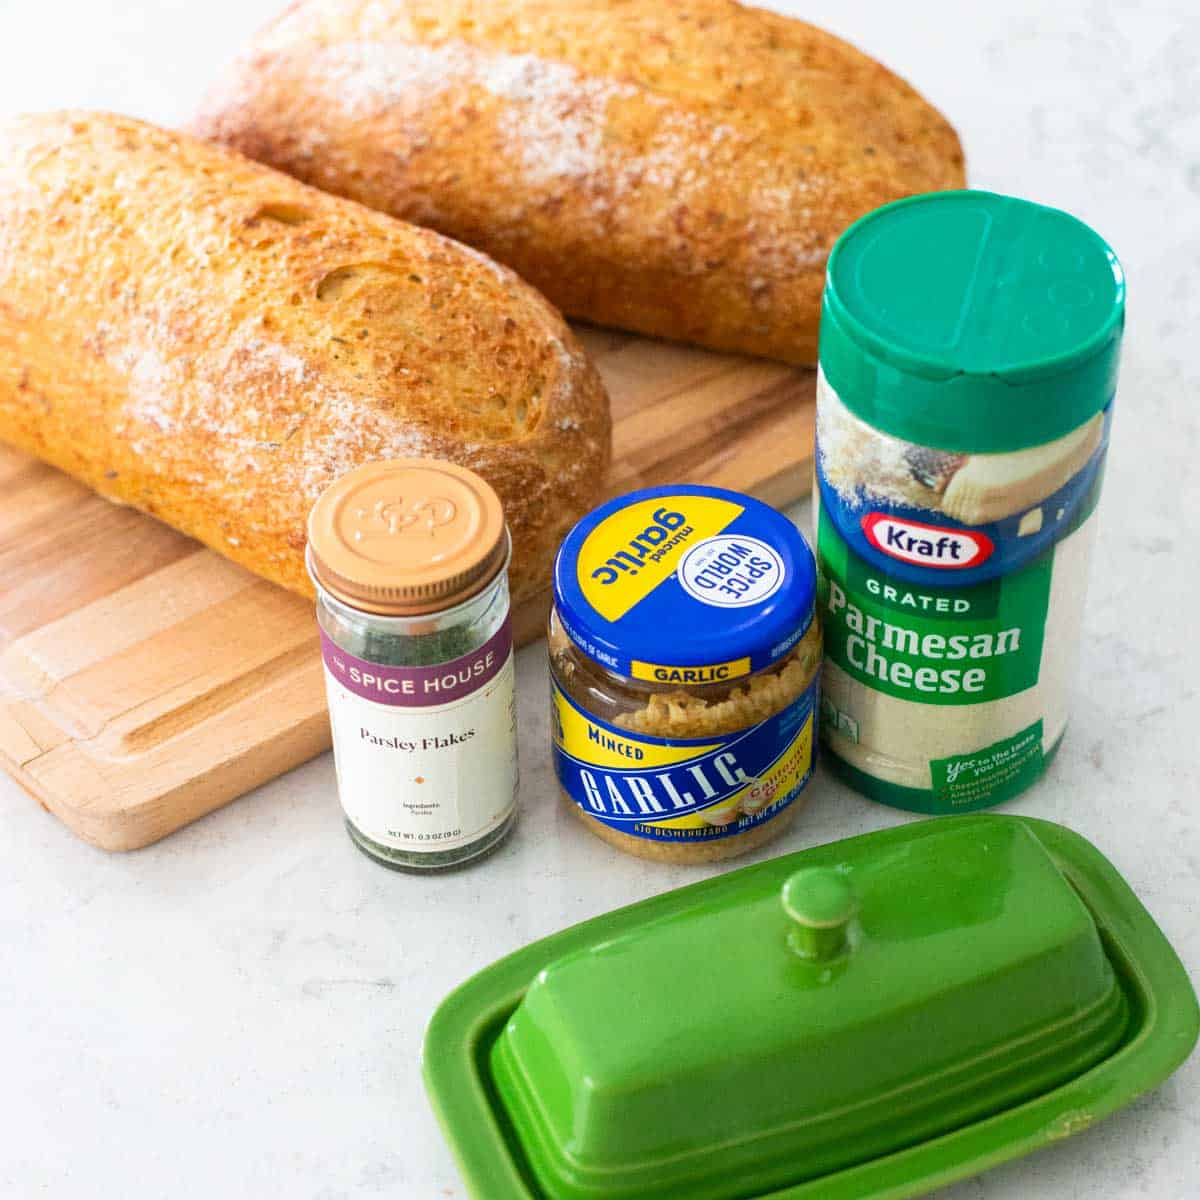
[306,459,508,616]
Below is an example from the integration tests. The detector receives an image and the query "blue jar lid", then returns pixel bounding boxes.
[553,485,816,683]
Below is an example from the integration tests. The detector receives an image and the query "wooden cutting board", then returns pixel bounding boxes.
[0,327,815,850]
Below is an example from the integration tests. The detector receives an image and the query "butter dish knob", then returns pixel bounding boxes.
[781,868,859,961]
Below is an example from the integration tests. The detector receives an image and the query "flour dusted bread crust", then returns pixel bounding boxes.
[192,0,966,365]
[0,112,610,603]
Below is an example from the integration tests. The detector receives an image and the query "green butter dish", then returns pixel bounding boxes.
[423,817,1198,1199]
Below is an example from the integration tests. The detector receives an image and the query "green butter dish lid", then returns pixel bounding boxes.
[423,817,1198,1200]
[820,190,1125,453]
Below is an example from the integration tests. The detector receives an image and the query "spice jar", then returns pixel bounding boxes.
[815,190,1124,812]
[549,485,821,863]
[306,459,518,870]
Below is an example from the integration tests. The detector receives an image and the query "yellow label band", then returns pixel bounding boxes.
[630,657,753,685]
[643,715,813,831]
[576,495,744,622]
[551,683,721,770]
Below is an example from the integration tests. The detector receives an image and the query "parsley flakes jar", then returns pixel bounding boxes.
[549,485,822,863]
[307,459,518,871]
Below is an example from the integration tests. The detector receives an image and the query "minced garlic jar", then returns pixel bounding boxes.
[815,191,1124,812]
[549,485,821,863]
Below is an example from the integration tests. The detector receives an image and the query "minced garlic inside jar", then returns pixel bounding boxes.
[548,486,823,864]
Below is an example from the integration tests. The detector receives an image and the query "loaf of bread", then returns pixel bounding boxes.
[0,112,610,604]
[193,0,965,365]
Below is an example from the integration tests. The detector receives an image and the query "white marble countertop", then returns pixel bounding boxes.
[2,1,1197,1196]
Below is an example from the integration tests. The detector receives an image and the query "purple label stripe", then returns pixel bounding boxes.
[320,618,513,707]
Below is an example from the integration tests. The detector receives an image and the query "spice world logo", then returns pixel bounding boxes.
[861,513,994,570]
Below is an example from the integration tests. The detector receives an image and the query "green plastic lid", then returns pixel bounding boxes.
[820,190,1125,453]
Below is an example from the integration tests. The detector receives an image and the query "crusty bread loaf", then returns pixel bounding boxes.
[193,0,965,365]
[0,112,610,604]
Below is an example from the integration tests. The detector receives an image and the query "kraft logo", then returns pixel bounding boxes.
[861,513,993,569]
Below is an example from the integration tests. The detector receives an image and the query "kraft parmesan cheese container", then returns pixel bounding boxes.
[815,190,1125,812]
[549,485,821,863]
[306,459,518,870]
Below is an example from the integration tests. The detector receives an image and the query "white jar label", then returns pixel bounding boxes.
[319,620,517,851]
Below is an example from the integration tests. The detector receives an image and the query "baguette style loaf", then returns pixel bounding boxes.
[0,112,610,603]
[193,0,966,365]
